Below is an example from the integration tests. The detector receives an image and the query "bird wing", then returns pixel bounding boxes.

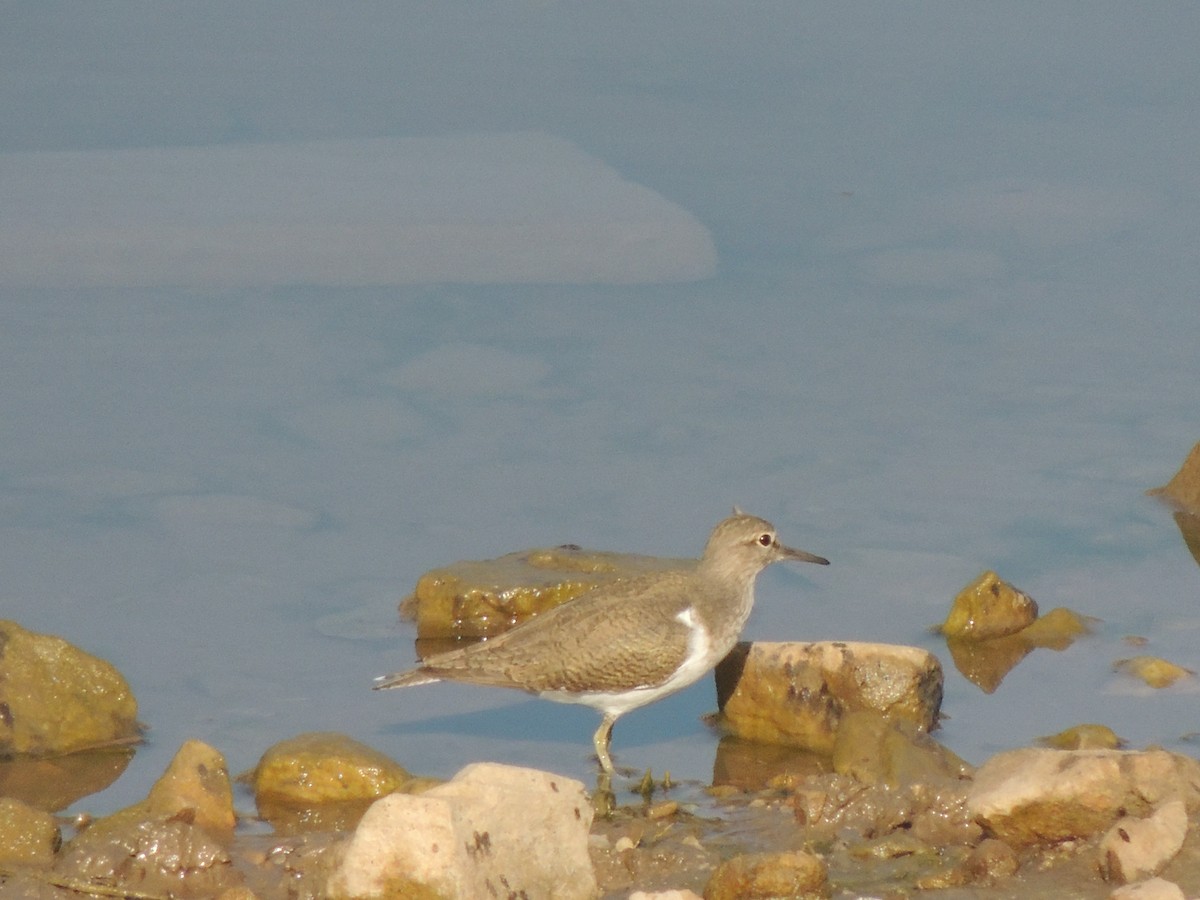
[412,569,696,694]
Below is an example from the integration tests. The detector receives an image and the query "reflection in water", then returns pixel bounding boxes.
[944,608,1094,694]
[0,747,134,812]
[1151,440,1200,567]
[1171,510,1200,569]
[712,735,831,791]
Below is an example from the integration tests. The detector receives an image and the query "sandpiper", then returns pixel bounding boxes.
[374,511,828,773]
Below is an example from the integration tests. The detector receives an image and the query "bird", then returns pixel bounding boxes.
[373,511,828,773]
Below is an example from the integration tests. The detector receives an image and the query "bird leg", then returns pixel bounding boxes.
[593,713,617,774]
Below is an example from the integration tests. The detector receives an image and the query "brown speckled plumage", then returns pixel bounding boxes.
[375,512,828,772]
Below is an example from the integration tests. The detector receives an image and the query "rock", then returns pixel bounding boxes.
[0,796,60,868]
[55,739,240,897]
[57,816,239,898]
[913,837,1018,889]
[254,731,412,803]
[962,838,1019,880]
[968,748,1200,848]
[1109,877,1187,900]
[715,641,942,754]
[1149,440,1200,514]
[252,731,415,833]
[703,850,827,900]
[326,762,596,900]
[1113,655,1194,688]
[941,571,1038,640]
[0,619,140,755]
[792,769,980,848]
[1037,723,1125,750]
[831,710,971,788]
[401,545,692,640]
[142,738,237,841]
[848,829,938,863]
[1097,800,1188,884]
[629,892,703,900]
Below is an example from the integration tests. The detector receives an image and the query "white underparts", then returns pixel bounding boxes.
[539,607,715,717]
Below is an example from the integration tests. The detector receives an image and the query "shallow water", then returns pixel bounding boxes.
[3,5,1200,823]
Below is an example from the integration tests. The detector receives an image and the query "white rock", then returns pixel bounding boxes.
[628,891,703,900]
[1098,800,1188,884]
[1108,876,1186,900]
[968,748,1200,847]
[326,762,596,900]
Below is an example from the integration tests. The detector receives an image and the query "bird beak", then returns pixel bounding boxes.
[778,543,830,566]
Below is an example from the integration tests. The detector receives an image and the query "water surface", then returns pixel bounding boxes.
[2,3,1199,814]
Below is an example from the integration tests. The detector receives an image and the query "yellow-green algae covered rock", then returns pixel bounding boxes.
[0,796,60,868]
[0,620,140,756]
[83,738,236,843]
[940,571,1037,640]
[254,731,413,805]
[253,731,419,834]
[401,546,692,640]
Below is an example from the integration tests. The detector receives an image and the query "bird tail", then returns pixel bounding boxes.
[372,668,440,691]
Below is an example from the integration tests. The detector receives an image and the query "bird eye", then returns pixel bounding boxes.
[758,533,773,547]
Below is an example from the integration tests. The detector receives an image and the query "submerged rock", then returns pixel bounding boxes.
[792,769,980,849]
[715,641,943,754]
[252,731,418,834]
[0,619,141,756]
[326,761,596,900]
[968,747,1200,848]
[55,739,239,897]
[1038,723,1126,750]
[831,710,971,788]
[400,544,692,640]
[1113,655,1194,688]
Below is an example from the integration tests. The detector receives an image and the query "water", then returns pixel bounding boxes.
[2,4,1199,817]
